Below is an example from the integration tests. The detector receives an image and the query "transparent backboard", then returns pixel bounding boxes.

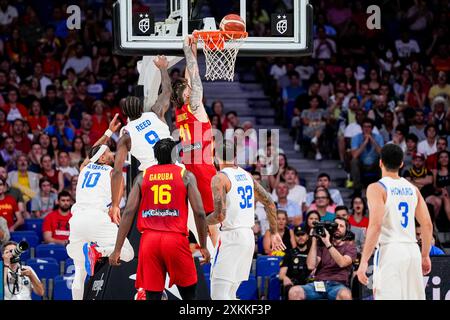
[113,0,313,56]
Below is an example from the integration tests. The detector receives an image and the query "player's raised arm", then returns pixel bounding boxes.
[80,114,121,172]
[183,35,208,122]
[206,173,229,225]
[109,173,143,266]
[110,133,131,224]
[414,187,433,275]
[357,182,386,285]
[184,170,210,264]
[253,178,286,252]
[150,55,172,121]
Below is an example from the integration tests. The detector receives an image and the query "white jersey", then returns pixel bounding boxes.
[220,167,255,231]
[377,177,418,245]
[122,112,171,170]
[72,163,112,213]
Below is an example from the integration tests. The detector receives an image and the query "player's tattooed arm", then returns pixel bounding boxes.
[151,55,172,120]
[206,173,228,225]
[183,36,208,122]
[184,171,208,249]
[110,173,143,266]
[253,180,277,234]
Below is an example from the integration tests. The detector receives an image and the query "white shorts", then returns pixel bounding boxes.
[373,242,425,300]
[210,228,255,283]
[66,208,132,261]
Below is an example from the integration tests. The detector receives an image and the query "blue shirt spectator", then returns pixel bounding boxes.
[44,113,75,151]
[430,246,445,256]
[351,132,384,166]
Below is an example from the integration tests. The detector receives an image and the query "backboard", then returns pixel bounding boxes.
[113,0,313,56]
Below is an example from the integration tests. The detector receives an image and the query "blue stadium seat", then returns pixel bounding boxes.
[10,231,40,248]
[26,259,59,280]
[267,274,281,300]
[65,258,75,275]
[204,273,210,294]
[256,256,282,278]
[53,275,73,300]
[255,255,282,298]
[23,219,44,242]
[36,244,69,263]
[237,275,258,300]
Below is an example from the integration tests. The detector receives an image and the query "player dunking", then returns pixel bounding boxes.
[109,138,211,300]
[356,144,433,300]
[110,56,172,224]
[67,114,134,300]
[172,35,218,245]
[206,140,285,300]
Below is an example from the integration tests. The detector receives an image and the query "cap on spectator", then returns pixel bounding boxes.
[413,152,425,160]
[294,226,307,236]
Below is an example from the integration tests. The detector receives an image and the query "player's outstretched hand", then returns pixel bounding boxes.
[109,250,121,267]
[109,206,121,225]
[199,247,211,265]
[356,261,369,286]
[109,113,121,133]
[153,55,169,69]
[270,233,286,252]
[422,256,431,275]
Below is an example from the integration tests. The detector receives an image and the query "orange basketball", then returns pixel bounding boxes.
[219,14,246,32]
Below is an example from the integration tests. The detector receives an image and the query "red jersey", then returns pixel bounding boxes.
[42,210,72,241]
[349,215,369,229]
[137,164,188,235]
[0,195,19,228]
[175,104,214,165]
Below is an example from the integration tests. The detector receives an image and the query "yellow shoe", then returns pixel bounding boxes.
[345,179,353,188]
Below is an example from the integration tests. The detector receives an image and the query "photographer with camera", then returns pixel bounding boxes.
[2,241,44,300]
[288,217,357,300]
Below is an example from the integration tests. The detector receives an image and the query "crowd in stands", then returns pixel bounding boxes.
[0,0,449,300]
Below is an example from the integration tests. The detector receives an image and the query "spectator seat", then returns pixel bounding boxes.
[236,275,258,300]
[23,219,44,243]
[53,275,74,300]
[35,244,69,263]
[10,231,40,248]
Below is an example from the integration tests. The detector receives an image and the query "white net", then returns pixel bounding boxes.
[194,31,247,82]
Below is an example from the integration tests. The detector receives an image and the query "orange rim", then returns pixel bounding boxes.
[193,30,248,50]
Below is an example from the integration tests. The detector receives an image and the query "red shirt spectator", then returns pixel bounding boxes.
[11,119,32,154]
[27,100,48,133]
[0,194,19,228]
[42,191,73,244]
[0,177,23,231]
[348,215,369,229]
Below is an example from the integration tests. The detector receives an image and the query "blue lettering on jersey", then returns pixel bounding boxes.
[235,174,248,182]
[135,120,152,132]
[86,163,109,171]
[390,187,414,196]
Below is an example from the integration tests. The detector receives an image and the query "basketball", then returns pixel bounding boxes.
[219,14,246,32]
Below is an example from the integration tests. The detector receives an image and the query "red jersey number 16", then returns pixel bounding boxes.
[150,184,172,205]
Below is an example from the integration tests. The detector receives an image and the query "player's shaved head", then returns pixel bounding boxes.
[154,138,177,165]
[121,96,143,120]
[381,144,404,172]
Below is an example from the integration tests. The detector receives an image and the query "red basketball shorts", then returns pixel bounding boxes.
[185,163,217,215]
[135,230,197,292]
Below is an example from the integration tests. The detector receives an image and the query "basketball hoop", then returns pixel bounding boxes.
[193,30,248,82]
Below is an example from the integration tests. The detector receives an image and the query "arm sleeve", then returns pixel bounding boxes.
[42,215,52,232]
